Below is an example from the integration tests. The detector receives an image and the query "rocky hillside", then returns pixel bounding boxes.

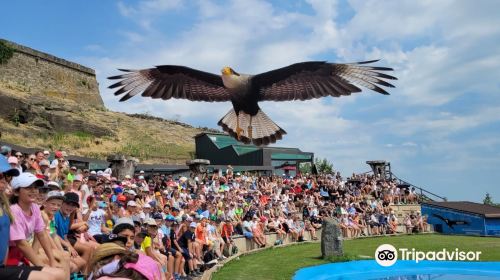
[0,84,217,164]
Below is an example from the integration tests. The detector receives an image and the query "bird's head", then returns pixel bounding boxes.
[221,66,240,76]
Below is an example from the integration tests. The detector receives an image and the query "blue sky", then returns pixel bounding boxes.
[2,0,500,202]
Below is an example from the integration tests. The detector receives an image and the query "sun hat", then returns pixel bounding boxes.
[89,243,127,269]
[124,253,162,280]
[10,172,44,189]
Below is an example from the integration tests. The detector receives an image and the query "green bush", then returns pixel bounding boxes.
[0,41,14,64]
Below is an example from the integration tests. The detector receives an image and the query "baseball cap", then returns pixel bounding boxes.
[145,218,157,227]
[47,181,61,189]
[63,192,80,207]
[139,170,145,174]
[7,156,18,165]
[114,217,134,228]
[43,150,50,155]
[127,190,137,196]
[143,203,151,209]
[166,215,175,221]
[189,222,197,228]
[152,212,163,220]
[0,157,20,177]
[127,201,137,207]
[46,190,65,201]
[74,174,83,182]
[10,172,44,189]
[39,159,50,167]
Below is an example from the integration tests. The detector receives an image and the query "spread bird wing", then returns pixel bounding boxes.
[251,60,397,101]
[108,66,231,102]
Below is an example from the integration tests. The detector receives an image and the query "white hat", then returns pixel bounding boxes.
[143,203,151,208]
[97,171,104,176]
[104,168,112,175]
[127,201,137,207]
[90,170,97,175]
[127,190,137,196]
[11,172,44,189]
[125,175,131,179]
[46,190,64,200]
[142,186,150,192]
[139,170,145,174]
[138,175,144,180]
[145,218,157,226]
[47,181,61,189]
[189,222,197,228]
[43,150,50,155]
[114,217,134,227]
[49,161,58,169]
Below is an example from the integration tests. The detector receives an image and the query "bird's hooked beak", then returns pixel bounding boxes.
[221,67,240,76]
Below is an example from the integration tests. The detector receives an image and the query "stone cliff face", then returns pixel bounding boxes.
[0,39,208,164]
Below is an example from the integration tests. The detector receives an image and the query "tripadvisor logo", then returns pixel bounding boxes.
[374,244,482,267]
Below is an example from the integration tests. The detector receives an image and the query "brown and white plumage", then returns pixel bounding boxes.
[108,60,397,145]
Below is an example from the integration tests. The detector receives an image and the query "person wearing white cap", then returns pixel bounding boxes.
[7,173,69,279]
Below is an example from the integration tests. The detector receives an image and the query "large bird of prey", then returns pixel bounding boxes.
[108,60,396,145]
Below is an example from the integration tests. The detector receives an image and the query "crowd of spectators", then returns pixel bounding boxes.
[0,145,426,280]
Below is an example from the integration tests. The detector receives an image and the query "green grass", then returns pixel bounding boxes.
[212,234,500,280]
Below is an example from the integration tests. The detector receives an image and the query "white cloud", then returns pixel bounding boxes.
[77,0,500,201]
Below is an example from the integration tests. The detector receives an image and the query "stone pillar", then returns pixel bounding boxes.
[107,154,138,180]
[321,217,343,258]
[186,159,210,174]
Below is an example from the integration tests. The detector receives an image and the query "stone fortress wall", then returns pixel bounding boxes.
[0,38,104,108]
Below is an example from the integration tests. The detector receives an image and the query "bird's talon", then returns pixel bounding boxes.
[236,127,244,140]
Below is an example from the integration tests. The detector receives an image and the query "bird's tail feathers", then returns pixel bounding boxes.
[218,109,286,146]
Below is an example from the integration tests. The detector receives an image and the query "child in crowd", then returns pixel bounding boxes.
[6,172,68,280]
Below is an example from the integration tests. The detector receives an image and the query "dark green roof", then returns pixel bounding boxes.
[271,153,312,160]
[199,132,313,160]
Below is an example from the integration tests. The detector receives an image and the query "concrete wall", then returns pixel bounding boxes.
[0,39,104,108]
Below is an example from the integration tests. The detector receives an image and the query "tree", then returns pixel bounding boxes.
[314,157,333,174]
[483,193,494,205]
[483,193,500,206]
[299,162,312,174]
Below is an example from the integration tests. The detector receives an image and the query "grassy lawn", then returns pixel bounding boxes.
[212,234,500,280]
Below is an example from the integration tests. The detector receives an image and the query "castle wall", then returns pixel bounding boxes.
[0,39,104,108]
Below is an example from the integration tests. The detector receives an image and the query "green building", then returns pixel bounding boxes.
[195,132,314,176]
